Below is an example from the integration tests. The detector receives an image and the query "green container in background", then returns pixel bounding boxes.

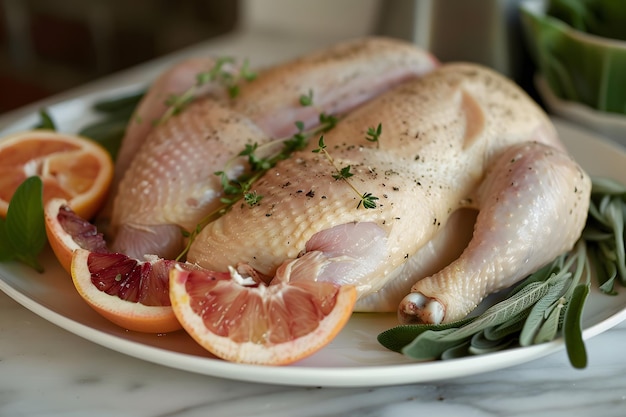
[520,0,626,114]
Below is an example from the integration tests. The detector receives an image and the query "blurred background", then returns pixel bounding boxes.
[0,0,531,113]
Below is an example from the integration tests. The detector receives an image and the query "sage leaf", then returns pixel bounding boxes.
[440,341,471,360]
[377,317,473,352]
[605,199,626,280]
[519,275,571,346]
[581,227,612,242]
[590,176,626,195]
[483,309,529,341]
[401,328,466,361]
[4,176,46,272]
[34,108,56,130]
[508,261,556,296]
[79,118,128,161]
[563,283,590,369]
[586,199,608,226]
[533,300,564,344]
[437,280,552,342]
[92,90,145,113]
[599,273,618,295]
[468,331,516,355]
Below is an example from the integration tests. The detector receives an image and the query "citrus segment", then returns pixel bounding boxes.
[0,130,113,219]
[44,198,108,273]
[170,266,357,365]
[71,248,182,333]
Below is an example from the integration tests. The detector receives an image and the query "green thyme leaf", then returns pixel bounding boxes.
[243,191,263,206]
[158,56,256,125]
[365,122,382,146]
[312,136,327,153]
[358,192,379,209]
[319,113,338,129]
[299,89,314,106]
[333,165,353,180]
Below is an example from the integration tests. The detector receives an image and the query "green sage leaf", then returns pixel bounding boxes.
[92,90,145,113]
[401,328,467,361]
[440,341,471,360]
[483,309,529,341]
[590,176,626,195]
[376,317,473,352]
[519,275,571,346]
[563,283,590,369]
[468,331,516,355]
[438,280,552,342]
[34,108,56,130]
[605,199,626,280]
[533,300,564,344]
[4,176,46,272]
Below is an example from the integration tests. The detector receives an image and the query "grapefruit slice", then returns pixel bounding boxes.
[44,198,108,273]
[169,266,357,365]
[0,129,113,219]
[71,248,183,333]
[45,201,181,333]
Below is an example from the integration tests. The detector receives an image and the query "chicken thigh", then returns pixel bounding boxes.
[187,63,591,324]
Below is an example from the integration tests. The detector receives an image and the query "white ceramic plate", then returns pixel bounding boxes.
[1,88,626,387]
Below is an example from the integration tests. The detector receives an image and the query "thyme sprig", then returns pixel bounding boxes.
[366,123,382,148]
[177,86,372,259]
[157,57,257,126]
[175,116,338,261]
[313,136,379,209]
[299,89,339,131]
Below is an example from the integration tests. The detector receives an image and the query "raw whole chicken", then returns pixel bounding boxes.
[110,37,591,325]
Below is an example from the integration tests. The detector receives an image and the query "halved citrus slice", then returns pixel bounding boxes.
[0,129,113,219]
[44,198,109,273]
[71,248,183,333]
[169,266,357,365]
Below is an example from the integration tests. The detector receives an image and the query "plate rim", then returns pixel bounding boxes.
[1,89,626,387]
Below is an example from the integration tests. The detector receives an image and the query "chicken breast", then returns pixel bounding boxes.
[109,37,438,259]
[187,63,591,324]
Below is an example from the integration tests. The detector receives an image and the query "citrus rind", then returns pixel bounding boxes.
[169,266,357,365]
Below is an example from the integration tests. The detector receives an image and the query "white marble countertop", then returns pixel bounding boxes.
[2,29,626,417]
[2,287,625,416]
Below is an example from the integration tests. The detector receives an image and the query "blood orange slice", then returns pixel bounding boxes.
[71,248,183,333]
[45,200,181,333]
[0,129,113,219]
[169,266,357,365]
[44,198,108,273]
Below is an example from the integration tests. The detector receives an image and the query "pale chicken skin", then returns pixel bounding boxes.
[108,37,438,259]
[187,63,591,324]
